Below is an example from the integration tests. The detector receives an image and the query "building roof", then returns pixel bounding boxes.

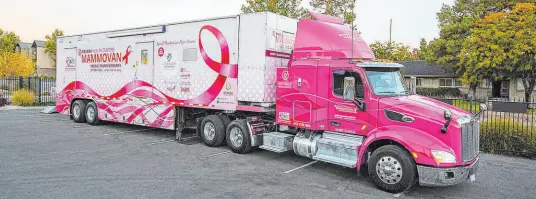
[32,40,45,48]
[16,42,32,50]
[396,60,458,77]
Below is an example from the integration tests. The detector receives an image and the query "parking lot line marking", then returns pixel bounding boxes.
[204,151,230,158]
[103,128,153,136]
[283,161,318,174]
[148,139,176,145]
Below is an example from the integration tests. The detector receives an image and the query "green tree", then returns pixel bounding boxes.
[427,0,536,96]
[416,38,428,60]
[0,31,21,52]
[241,0,309,18]
[44,29,64,66]
[370,41,416,61]
[460,3,536,102]
[310,0,356,24]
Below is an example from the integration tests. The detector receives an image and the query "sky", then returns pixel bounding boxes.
[0,0,455,48]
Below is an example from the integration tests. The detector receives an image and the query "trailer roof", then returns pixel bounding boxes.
[58,14,240,39]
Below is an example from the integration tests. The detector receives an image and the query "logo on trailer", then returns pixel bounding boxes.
[282,70,289,81]
[225,83,231,91]
[163,52,177,69]
[66,57,75,67]
[158,47,165,57]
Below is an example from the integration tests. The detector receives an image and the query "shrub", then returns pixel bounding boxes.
[416,87,462,97]
[11,89,35,106]
[0,98,7,107]
[480,119,536,159]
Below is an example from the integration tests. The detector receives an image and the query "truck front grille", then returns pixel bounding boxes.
[461,120,480,162]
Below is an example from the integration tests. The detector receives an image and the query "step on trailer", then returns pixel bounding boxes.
[56,12,481,193]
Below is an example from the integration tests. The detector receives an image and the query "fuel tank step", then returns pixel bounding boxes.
[259,132,294,153]
[312,131,364,168]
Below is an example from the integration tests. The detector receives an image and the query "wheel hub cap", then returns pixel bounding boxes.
[230,127,243,147]
[73,105,80,118]
[87,107,95,121]
[203,122,216,141]
[376,156,403,184]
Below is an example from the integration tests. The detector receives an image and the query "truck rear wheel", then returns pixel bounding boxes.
[368,145,417,193]
[226,119,252,154]
[71,100,87,123]
[85,101,101,126]
[200,115,226,147]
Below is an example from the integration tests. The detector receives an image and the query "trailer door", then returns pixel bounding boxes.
[134,41,155,87]
[55,47,77,113]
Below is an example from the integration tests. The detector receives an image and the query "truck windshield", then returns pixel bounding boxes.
[365,68,409,96]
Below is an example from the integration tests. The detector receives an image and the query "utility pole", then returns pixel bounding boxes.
[389,19,392,43]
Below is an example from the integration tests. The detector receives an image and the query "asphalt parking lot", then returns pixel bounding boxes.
[1,109,536,199]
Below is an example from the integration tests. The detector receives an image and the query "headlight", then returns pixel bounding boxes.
[431,150,457,163]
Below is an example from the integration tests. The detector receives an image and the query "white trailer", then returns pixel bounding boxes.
[56,12,297,133]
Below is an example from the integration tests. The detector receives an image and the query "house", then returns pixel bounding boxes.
[396,60,534,100]
[14,42,32,56]
[31,40,56,77]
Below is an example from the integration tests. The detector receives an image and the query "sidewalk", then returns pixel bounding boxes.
[0,105,48,111]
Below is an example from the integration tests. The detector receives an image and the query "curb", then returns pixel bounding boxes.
[0,106,48,111]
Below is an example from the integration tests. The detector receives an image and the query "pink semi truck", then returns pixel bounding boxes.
[55,12,482,193]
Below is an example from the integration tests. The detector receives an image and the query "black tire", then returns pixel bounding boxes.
[368,145,417,193]
[217,115,231,145]
[200,115,226,147]
[71,100,87,123]
[86,101,101,126]
[226,119,252,154]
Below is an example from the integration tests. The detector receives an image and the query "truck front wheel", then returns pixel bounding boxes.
[85,101,101,126]
[368,145,417,193]
[200,115,226,147]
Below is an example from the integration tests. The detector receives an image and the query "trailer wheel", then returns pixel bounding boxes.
[226,119,252,154]
[200,115,226,147]
[368,145,417,193]
[85,101,101,126]
[71,100,87,123]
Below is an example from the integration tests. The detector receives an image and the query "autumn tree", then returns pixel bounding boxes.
[44,29,64,66]
[369,41,416,61]
[427,0,536,96]
[460,3,536,102]
[241,0,309,18]
[0,31,20,52]
[0,51,35,78]
[310,0,356,24]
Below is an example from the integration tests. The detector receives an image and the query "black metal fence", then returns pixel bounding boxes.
[0,76,56,106]
[426,95,536,159]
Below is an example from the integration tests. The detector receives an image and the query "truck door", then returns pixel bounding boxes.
[327,69,371,135]
[55,47,77,113]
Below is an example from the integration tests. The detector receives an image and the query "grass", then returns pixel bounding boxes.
[453,100,480,112]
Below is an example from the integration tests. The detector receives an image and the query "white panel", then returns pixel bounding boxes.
[238,12,268,102]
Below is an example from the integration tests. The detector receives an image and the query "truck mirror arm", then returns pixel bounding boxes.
[353,98,366,112]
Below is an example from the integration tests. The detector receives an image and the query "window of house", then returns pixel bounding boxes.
[454,79,463,87]
[333,70,365,98]
[183,48,197,61]
[416,78,423,87]
[439,78,453,87]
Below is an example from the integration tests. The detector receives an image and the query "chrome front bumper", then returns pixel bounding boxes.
[417,157,479,187]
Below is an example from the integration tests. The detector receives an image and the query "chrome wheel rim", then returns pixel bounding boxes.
[203,122,216,141]
[376,156,403,184]
[73,104,81,118]
[229,127,243,147]
[86,107,95,121]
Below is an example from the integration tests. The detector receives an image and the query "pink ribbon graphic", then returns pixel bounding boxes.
[122,45,132,64]
[198,25,238,78]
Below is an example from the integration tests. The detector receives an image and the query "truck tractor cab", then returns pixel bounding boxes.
[267,13,481,193]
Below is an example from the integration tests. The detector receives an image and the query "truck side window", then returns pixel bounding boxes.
[333,71,364,98]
